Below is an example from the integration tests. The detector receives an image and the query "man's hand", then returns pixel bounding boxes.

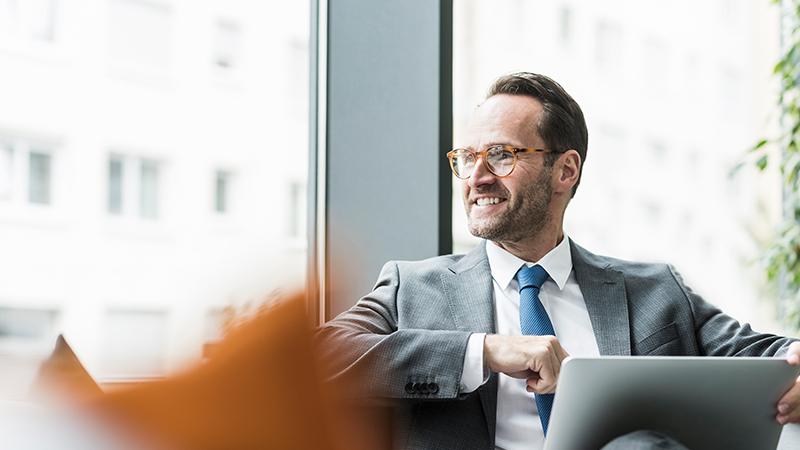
[777,342,800,424]
[483,334,569,394]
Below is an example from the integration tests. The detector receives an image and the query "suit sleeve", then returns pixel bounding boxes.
[669,265,797,357]
[315,261,473,400]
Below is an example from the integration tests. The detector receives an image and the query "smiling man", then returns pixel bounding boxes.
[317,72,800,450]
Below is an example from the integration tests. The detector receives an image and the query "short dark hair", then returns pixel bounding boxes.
[487,72,588,197]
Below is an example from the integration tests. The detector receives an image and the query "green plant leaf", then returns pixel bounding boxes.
[757,154,769,170]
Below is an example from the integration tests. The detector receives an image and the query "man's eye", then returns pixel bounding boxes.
[491,150,512,160]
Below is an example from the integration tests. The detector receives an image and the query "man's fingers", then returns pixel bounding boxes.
[527,357,557,394]
[556,342,569,362]
[528,355,556,393]
[777,380,800,424]
[777,410,800,425]
[546,341,560,381]
[538,356,556,390]
[497,335,565,393]
[508,369,535,379]
[525,374,539,392]
[527,375,555,394]
[524,336,564,394]
[788,342,800,365]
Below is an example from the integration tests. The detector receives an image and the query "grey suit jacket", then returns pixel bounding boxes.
[317,240,795,449]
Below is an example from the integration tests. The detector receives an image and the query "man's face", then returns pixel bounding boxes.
[459,94,554,243]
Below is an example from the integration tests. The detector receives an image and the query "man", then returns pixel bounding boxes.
[316,72,800,449]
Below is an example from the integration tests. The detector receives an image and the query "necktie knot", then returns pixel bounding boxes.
[517,264,549,291]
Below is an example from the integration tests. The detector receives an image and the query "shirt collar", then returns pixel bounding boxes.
[486,235,573,291]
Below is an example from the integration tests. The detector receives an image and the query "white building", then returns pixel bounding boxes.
[452,0,785,333]
[0,0,309,385]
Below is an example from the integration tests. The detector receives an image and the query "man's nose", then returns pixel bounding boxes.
[467,157,496,188]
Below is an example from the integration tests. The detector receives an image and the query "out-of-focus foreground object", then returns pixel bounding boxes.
[88,293,375,450]
[26,293,382,449]
[30,335,103,403]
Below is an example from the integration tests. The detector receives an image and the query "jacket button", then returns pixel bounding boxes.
[405,382,414,394]
[428,382,439,394]
[412,382,422,393]
[420,383,430,394]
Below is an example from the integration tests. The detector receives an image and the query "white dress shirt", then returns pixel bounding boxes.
[459,236,600,450]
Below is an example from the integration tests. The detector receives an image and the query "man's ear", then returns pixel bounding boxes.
[553,150,581,195]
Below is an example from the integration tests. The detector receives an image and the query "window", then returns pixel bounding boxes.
[288,180,306,239]
[0,0,57,44]
[2,1,309,380]
[717,65,740,119]
[214,170,231,214]
[0,138,56,207]
[101,309,167,376]
[108,0,172,70]
[0,143,12,200]
[0,0,12,37]
[557,5,572,45]
[286,36,309,114]
[595,20,623,74]
[648,139,667,162]
[0,307,58,340]
[106,154,162,219]
[27,150,51,205]
[139,159,159,219]
[24,0,55,42]
[643,38,669,90]
[107,156,124,214]
[213,20,241,70]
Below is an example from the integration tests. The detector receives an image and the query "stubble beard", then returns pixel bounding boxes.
[466,169,553,243]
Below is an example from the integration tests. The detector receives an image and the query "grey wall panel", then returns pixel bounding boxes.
[324,0,452,318]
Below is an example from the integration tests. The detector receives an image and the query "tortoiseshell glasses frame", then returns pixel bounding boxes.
[446,144,558,179]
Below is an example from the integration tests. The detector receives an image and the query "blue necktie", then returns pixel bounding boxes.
[517,264,555,436]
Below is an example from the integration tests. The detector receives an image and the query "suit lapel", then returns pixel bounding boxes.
[570,241,631,356]
[441,242,495,334]
[441,242,497,440]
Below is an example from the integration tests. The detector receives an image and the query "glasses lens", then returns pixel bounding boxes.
[486,146,515,176]
[452,150,475,178]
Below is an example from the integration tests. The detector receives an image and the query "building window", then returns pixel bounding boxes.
[213,19,241,70]
[139,159,159,219]
[643,38,669,89]
[107,156,124,214]
[106,154,162,219]
[0,306,59,340]
[0,0,57,44]
[288,180,306,239]
[0,142,12,200]
[595,20,623,75]
[0,137,56,207]
[214,170,231,214]
[108,0,172,70]
[28,150,52,205]
[557,5,572,45]
[25,0,56,42]
[101,309,167,376]
[648,139,667,162]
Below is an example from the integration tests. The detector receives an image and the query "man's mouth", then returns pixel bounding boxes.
[474,197,506,207]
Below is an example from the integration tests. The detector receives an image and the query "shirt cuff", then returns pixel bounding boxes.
[460,332,490,393]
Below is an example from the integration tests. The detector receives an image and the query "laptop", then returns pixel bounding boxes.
[544,356,800,450]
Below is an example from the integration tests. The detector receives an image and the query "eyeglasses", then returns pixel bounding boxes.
[446,145,557,179]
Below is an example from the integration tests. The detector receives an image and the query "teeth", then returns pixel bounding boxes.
[476,197,502,206]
